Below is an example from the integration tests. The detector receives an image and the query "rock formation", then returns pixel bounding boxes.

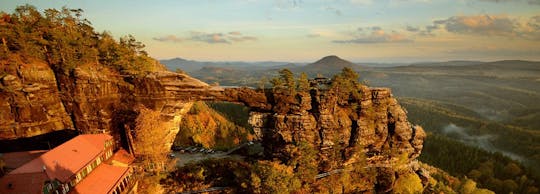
[1,59,426,191]
[0,59,215,150]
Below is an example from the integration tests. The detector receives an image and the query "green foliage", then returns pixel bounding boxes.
[419,133,540,193]
[244,160,302,194]
[458,179,494,194]
[392,172,423,194]
[270,68,297,93]
[163,158,245,192]
[297,72,310,91]
[279,68,295,89]
[207,102,252,130]
[0,5,159,74]
[283,142,318,185]
[331,67,362,101]
[175,102,253,150]
[174,68,186,74]
[165,158,302,193]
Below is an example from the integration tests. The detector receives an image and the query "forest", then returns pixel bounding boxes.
[0,5,161,74]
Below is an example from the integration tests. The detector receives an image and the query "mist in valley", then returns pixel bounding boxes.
[442,123,525,162]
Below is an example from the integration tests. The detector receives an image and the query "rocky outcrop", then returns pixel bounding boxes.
[245,86,425,167]
[0,59,215,151]
[1,58,427,191]
[0,60,73,139]
[245,86,426,191]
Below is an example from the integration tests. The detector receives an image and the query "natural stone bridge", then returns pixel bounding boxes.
[1,70,424,175]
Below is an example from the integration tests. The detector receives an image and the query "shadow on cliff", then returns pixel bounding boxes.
[0,130,79,152]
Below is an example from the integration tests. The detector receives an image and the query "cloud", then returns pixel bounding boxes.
[229,36,258,42]
[152,35,184,42]
[406,25,420,32]
[425,14,540,40]
[435,15,516,36]
[274,0,303,10]
[190,32,230,44]
[306,33,321,38]
[477,0,540,5]
[349,0,373,5]
[154,31,258,44]
[529,0,540,5]
[325,6,342,16]
[228,31,242,36]
[333,27,413,44]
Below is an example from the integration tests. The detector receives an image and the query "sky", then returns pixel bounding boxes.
[1,0,540,62]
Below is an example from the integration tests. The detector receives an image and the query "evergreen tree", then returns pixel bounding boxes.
[297,72,310,91]
[279,68,295,90]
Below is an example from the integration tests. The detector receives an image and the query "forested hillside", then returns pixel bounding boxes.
[174,102,254,150]
[0,5,162,74]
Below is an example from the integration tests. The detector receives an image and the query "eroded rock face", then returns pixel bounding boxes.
[246,86,426,191]
[248,86,425,165]
[1,59,426,191]
[0,60,214,152]
[0,60,73,139]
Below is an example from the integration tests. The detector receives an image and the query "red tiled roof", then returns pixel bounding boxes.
[110,149,135,165]
[71,164,129,194]
[0,172,48,194]
[1,150,47,171]
[9,134,112,182]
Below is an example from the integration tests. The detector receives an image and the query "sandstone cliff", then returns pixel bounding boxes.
[1,58,428,192]
[0,58,214,151]
[216,84,427,192]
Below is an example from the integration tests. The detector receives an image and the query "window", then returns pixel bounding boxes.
[76,173,82,183]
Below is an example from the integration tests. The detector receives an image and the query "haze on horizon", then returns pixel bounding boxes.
[1,0,539,63]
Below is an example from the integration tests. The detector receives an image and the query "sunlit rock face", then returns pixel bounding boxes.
[0,60,212,150]
[239,86,427,192]
[1,59,427,191]
[245,86,425,171]
[0,60,73,139]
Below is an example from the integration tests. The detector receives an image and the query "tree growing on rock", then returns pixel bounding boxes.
[331,67,362,101]
[133,105,172,174]
[297,72,310,91]
[271,68,297,93]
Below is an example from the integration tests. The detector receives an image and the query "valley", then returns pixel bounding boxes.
[163,56,540,193]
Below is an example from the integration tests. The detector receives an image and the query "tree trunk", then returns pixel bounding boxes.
[1,37,7,52]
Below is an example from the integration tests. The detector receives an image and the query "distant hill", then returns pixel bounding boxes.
[160,57,294,73]
[294,55,362,76]
[408,60,484,67]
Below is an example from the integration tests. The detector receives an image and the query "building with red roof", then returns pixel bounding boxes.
[0,134,136,194]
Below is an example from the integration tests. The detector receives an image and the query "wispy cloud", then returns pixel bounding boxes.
[153,31,258,44]
[190,32,231,44]
[325,6,342,16]
[306,33,321,38]
[153,35,184,42]
[349,0,373,5]
[406,25,420,32]
[425,14,540,40]
[435,15,516,36]
[333,26,413,44]
[477,0,540,5]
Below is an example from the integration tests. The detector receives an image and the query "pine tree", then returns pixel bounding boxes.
[297,72,309,91]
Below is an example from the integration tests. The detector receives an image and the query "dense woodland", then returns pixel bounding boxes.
[0,5,161,74]
[174,101,254,150]
[403,97,540,193]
